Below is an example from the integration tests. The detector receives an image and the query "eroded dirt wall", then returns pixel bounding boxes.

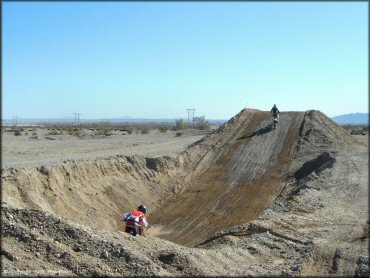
[1,156,177,232]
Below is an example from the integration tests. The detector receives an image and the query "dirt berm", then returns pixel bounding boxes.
[2,109,368,276]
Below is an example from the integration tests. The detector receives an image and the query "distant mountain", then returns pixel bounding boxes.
[332,113,369,125]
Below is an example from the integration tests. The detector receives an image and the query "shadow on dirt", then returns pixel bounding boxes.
[236,125,273,140]
[294,152,335,180]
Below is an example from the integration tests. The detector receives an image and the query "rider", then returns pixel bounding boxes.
[123,204,149,236]
[271,104,280,119]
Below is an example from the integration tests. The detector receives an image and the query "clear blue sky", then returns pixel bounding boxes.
[3,2,368,120]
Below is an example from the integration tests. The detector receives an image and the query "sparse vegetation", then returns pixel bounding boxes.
[94,128,112,136]
[158,125,171,133]
[14,130,22,136]
[126,126,134,135]
[48,130,62,136]
[176,119,187,130]
[341,124,368,135]
[194,116,211,130]
[104,129,113,136]
[139,125,150,134]
[176,132,183,137]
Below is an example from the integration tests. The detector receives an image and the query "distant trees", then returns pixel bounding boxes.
[194,116,211,130]
[175,116,211,130]
[175,119,187,130]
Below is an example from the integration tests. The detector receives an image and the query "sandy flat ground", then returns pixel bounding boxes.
[353,134,368,145]
[1,129,210,169]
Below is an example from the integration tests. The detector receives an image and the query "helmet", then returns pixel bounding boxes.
[273,104,276,108]
[138,204,147,213]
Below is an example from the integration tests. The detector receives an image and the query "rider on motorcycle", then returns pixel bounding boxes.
[271,104,280,127]
[123,205,149,236]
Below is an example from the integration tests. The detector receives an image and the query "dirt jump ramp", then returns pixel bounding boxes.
[152,110,305,246]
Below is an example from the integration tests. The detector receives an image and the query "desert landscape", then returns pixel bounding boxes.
[1,108,368,277]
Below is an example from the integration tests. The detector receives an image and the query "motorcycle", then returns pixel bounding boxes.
[272,114,279,129]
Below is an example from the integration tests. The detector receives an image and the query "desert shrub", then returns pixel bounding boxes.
[104,128,113,136]
[158,125,170,133]
[176,119,187,130]
[66,127,74,135]
[24,132,29,136]
[48,131,60,135]
[126,126,134,135]
[93,128,111,136]
[194,116,211,130]
[32,132,37,136]
[14,130,22,136]
[140,125,150,134]
[72,131,80,137]
[65,128,85,137]
[176,132,183,137]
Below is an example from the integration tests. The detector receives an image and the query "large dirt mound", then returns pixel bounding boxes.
[2,108,367,276]
[151,109,357,246]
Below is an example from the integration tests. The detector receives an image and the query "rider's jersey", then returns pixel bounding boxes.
[271,107,280,117]
[123,210,148,230]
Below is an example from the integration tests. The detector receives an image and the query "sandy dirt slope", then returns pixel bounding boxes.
[199,137,368,277]
[152,111,304,246]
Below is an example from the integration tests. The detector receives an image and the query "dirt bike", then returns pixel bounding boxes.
[272,115,279,129]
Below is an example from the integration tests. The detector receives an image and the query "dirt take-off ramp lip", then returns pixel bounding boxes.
[152,110,304,246]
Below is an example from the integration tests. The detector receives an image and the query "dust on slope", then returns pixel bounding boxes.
[152,110,304,246]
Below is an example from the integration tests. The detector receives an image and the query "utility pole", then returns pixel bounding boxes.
[186,109,196,127]
[12,116,18,133]
[74,113,81,126]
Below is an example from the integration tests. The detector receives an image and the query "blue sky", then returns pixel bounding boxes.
[3,2,368,120]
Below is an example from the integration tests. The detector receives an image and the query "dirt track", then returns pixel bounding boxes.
[1,108,368,276]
